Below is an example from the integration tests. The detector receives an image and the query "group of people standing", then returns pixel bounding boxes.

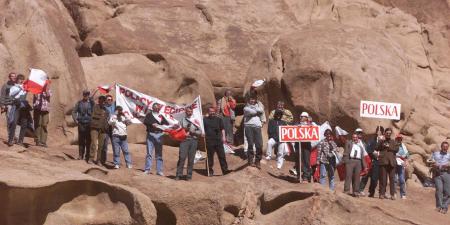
[1,72,51,147]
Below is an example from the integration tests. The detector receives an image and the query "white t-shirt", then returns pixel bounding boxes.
[109,115,131,136]
[350,143,362,159]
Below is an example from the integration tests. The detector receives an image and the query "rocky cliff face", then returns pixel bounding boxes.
[0,0,449,200]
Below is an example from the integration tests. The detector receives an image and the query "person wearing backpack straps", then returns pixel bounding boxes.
[72,90,95,160]
[0,72,17,111]
[7,74,27,146]
[89,95,110,165]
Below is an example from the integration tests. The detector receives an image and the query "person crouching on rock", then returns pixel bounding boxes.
[244,96,264,169]
[267,110,288,168]
[343,133,367,197]
[317,129,338,190]
[376,128,401,200]
[109,106,132,169]
[143,103,169,176]
[89,95,110,165]
[176,107,202,180]
[431,141,450,214]
[203,106,230,176]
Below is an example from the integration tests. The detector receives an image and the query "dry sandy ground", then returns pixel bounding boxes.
[1,137,450,225]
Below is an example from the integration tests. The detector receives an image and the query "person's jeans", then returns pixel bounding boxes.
[222,116,233,144]
[33,110,49,144]
[206,140,228,174]
[245,126,263,164]
[320,163,336,190]
[266,138,277,158]
[144,132,164,173]
[112,135,132,166]
[102,128,114,163]
[434,172,450,209]
[276,143,290,169]
[176,138,198,178]
[396,165,406,197]
[7,104,18,143]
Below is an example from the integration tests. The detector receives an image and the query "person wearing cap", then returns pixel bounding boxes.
[176,107,202,180]
[343,133,367,197]
[72,90,95,160]
[244,95,264,169]
[268,101,293,124]
[431,141,450,214]
[377,128,401,200]
[33,79,51,147]
[217,89,236,144]
[395,134,409,199]
[360,126,384,198]
[102,94,116,164]
[317,129,338,190]
[293,112,313,182]
[89,95,110,165]
[108,106,132,169]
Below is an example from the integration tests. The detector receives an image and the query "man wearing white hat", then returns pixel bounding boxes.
[294,112,313,182]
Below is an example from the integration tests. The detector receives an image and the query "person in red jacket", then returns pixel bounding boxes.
[217,89,236,144]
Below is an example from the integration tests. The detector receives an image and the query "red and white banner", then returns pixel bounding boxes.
[279,125,320,142]
[360,100,401,120]
[24,68,49,94]
[115,84,205,134]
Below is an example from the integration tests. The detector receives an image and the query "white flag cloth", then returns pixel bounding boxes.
[25,68,48,94]
[115,84,205,134]
[311,121,332,148]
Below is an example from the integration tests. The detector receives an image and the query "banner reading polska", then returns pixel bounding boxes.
[115,84,205,134]
[279,126,320,142]
[360,100,401,120]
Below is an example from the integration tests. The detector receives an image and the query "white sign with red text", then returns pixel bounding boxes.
[279,125,320,142]
[115,84,204,134]
[360,100,401,120]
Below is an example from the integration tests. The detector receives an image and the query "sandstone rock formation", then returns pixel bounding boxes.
[0,1,449,222]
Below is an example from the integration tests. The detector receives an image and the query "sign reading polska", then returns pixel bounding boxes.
[360,100,401,120]
[279,126,320,142]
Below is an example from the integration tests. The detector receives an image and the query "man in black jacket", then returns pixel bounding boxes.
[72,90,95,160]
[143,103,169,176]
[203,106,230,176]
[266,110,286,160]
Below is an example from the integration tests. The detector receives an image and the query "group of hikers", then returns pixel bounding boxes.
[1,73,449,214]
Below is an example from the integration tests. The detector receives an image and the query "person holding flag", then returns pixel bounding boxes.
[143,103,178,176]
[175,107,202,180]
[32,78,51,147]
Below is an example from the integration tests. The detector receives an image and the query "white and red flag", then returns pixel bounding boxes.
[24,68,49,94]
[115,84,205,140]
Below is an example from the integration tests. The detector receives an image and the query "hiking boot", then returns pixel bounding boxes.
[126,164,132,169]
[143,170,150,175]
[114,165,120,169]
[359,192,366,197]
[441,208,448,214]
[390,196,396,200]
[379,195,387,199]
[39,143,48,148]
[401,196,407,200]
[223,170,232,175]
[156,171,164,176]
[368,193,375,198]
[255,162,261,170]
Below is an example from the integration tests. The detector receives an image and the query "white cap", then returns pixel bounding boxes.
[355,128,363,133]
[335,126,349,136]
[251,79,266,88]
[300,112,309,117]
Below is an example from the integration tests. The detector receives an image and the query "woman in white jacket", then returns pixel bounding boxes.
[109,106,132,169]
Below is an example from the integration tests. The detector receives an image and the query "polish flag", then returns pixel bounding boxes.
[97,85,111,94]
[24,69,49,94]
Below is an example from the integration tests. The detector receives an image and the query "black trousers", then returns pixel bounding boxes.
[360,160,379,195]
[78,123,91,160]
[176,138,198,178]
[206,140,228,174]
[245,126,263,164]
[380,164,396,196]
[295,142,312,181]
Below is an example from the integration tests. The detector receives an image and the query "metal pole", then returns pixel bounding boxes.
[299,142,302,182]
[203,136,210,177]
